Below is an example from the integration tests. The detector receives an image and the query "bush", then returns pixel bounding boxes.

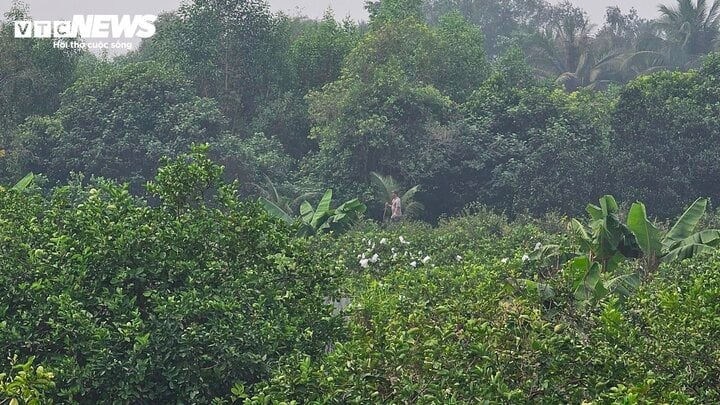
[0,146,342,402]
[251,219,720,403]
[8,62,227,190]
[0,356,56,404]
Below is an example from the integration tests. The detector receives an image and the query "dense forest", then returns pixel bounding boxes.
[1,0,720,403]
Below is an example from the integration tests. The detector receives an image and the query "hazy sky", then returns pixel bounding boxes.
[1,0,668,23]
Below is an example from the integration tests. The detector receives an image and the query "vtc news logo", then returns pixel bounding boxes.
[13,15,157,39]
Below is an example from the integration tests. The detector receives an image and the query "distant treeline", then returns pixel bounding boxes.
[2,0,720,219]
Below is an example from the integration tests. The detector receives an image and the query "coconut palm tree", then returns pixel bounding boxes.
[522,28,624,91]
[370,172,424,220]
[520,4,634,91]
[656,0,720,64]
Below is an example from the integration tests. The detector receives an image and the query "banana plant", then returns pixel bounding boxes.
[298,189,366,236]
[626,197,720,272]
[10,173,34,191]
[262,189,366,237]
[253,174,319,219]
[568,195,720,302]
[568,195,642,301]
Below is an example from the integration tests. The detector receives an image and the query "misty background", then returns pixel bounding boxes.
[1,0,665,24]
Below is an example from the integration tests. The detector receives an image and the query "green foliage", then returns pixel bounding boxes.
[5,1,720,401]
[246,210,720,403]
[288,12,360,92]
[132,0,283,130]
[262,188,367,237]
[463,59,614,216]
[251,232,718,403]
[0,147,342,402]
[366,0,425,26]
[566,195,720,302]
[298,190,367,236]
[254,175,318,220]
[611,65,720,218]
[8,62,226,189]
[211,132,296,193]
[306,61,460,204]
[423,0,555,58]
[0,3,80,183]
[10,173,33,192]
[657,0,720,61]
[0,356,56,405]
[302,13,490,215]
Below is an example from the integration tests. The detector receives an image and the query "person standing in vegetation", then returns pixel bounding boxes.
[386,190,403,222]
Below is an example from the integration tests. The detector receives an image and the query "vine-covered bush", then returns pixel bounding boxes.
[0,146,343,402]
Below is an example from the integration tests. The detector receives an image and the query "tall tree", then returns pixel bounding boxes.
[423,0,554,57]
[132,0,284,134]
[611,55,720,218]
[249,11,361,158]
[367,0,425,26]
[462,46,613,215]
[0,2,80,181]
[9,62,227,188]
[288,11,360,92]
[657,0,720,65]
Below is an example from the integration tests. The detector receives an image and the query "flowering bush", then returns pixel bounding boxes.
[251,250,720,403]
[311,209,557,283]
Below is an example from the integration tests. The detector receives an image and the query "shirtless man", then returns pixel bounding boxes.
[385,190,402,222]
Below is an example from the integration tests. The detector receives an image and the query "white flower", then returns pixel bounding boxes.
[522,254,530,262]
[392,253,398,260]
[456,255,463,262]
[357,254,362,260]
[501,257,509,264]
[399,236,410,244]
[380,238,388,245]
[391,247,396,253]
[534,242,543,251]
[370,253,379,263]
[422,255,431,264]
[359,258,369,268]
[410,261,417,268]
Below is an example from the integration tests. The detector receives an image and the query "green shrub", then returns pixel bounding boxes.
[0,356,56,405]
[251,230,720,403]
[0,146,342,402]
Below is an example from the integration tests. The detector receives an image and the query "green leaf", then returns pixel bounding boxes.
[311,189,333,229]
[569,219,593,252]
[586,203,603,220]
[662,229,720,262]
[588,195,624,260]
[11,173,34,191]
[573,257,605,301]
[626,202,662,258]
[260,197,293,224]
[519,279,556,301]
[605,272,641,297]
[664,198,708,248]
[300,201,314,224]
